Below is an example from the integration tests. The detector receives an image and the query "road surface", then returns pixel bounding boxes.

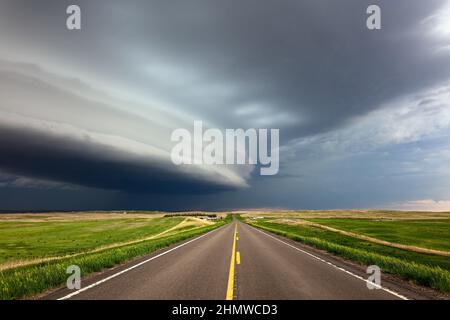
[44,220,423,300]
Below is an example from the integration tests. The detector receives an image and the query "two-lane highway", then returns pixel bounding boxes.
[44,220,413,300]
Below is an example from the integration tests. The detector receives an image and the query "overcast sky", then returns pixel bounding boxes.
[1,0,450,211]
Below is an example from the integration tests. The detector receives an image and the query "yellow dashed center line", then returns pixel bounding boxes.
[226,224,238,300]
[236,251,241,265]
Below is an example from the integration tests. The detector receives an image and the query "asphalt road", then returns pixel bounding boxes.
[44,220,420,300]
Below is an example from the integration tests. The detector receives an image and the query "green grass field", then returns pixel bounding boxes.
[249,218,450,293]
[0,212,231,300]
[0,217,184,265]
[307,218,450,252]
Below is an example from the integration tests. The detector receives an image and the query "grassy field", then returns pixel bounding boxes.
[307,218,450,252]
[242,210,450,294]
[241,209,450,220]
[0,212,230,300]
[0,216,184,266]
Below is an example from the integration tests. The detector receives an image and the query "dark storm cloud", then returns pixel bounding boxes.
[0,124,235,194]
[0,60,248,194]
[145,0,450,139]
[3,0,449,140]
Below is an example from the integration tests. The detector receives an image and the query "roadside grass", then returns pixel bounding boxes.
[223,214,233,224]
[0,219,229,300]
[306,218,450,252]
[249,220,450,293]
[0,217,183,266]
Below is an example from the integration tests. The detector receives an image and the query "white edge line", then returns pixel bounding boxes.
[250,225,409,300]
[57,225,225,300]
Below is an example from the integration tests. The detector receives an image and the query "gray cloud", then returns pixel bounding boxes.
[0,121,240,194]
[0,60,248,193]
[2,1,449,139]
